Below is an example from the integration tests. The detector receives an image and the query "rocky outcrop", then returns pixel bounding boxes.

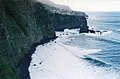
[89,29,95,33]
[40,0,88,31]
[0,0,88,79]
[53,14,88,31]
[79,25,89,33]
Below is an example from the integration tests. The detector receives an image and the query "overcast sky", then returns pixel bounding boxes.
[50,0,120,11]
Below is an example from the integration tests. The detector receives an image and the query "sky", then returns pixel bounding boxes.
[50,0,120,12]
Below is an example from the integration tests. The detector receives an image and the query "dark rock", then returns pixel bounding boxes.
[33,64,36,66]
[51,39,54,41]
[100,32,102,35]
[96,30,101,32]
[89,30,95,33]
[79,25,89,33]
[103,31,107,32]
[54,16,88,31]
[96,30,107,35]
[39,61,43,65]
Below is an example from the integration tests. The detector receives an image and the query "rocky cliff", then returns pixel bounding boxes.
[42,1,88,31]
[0,0,56,79]
[0,0,88,79]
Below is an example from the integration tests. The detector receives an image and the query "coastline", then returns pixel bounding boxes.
[18,29,113,79]
[17,37,57,79]
[29,31,120,79]
[28,31,87,79]
[0,0,88,78]
[29,31,90,79]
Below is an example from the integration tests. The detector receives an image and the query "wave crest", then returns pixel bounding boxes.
[82,55,111,67]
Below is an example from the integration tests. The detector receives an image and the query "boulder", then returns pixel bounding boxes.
[89,29,95,33]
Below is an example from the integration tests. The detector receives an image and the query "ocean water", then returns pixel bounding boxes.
[29,12,120,79]
[64,12,120,75]
[87,12,120,67]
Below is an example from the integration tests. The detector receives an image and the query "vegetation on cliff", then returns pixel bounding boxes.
[0,0,88,79]
[0,0,55,79]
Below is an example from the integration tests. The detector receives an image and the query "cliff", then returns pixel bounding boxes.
[0,0,56,79]
[42,1,88,31]
[51,14,88,31]
[0,0,88,79]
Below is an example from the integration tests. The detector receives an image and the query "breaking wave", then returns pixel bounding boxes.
[81,55,111,67]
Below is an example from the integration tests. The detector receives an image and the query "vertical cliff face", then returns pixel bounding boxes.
[0,0,88,79]
[50,14,88,31]
[42,2,88,31]
[0,0,56,79]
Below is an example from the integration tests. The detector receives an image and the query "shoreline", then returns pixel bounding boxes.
[29,31,120,79]
[29,32,86,79]
[17,37,57,79]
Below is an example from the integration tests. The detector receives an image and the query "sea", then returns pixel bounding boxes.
[70,12,120,66]
[64,12,120,78]
[87,12,120,67]
[29,12,120,79]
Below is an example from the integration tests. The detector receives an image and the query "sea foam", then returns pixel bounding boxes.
[29,31,120,79]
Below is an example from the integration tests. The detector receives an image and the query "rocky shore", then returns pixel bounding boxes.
[18,37,57,79]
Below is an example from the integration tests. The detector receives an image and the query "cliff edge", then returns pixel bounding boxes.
[0,0,88,79]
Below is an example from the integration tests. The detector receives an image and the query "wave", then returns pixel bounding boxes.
[95,37,120,45]
[64,29,79,34]
[30,31,120,79]
[89,16,99,20]
[83,30,112,37]
[56,29,80,37]
[81,55,111,67]
[116,29,120,32]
